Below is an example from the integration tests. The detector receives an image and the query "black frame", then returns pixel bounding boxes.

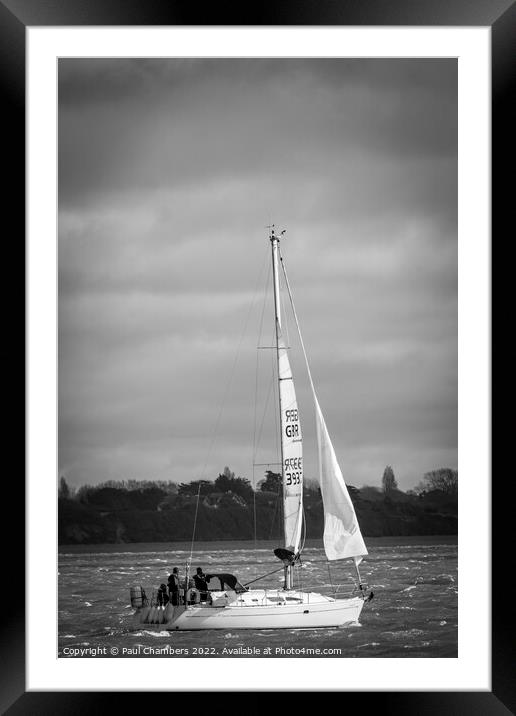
[4,0,512,711]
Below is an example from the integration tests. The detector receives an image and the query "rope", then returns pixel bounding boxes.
[189,483,202,564]
[196,245,269,485]
[280,253,318,401]
[252,467,257,548]
[268,489,281,541]
[327,562,335,593]
[254,371,276,471]
[251,260,273,545]
[300,505,307,554]
[271,344,282,539]
[252,259,272,466]
[243,566,284,588]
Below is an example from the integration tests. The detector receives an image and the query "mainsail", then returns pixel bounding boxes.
[270,230,304,558]
[278,330,303,554]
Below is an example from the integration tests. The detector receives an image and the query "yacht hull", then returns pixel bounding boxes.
[134,590,364,630]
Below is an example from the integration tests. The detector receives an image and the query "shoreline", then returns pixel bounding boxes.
[59,534,458,555]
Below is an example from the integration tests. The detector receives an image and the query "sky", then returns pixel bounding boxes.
[58,58,457,492]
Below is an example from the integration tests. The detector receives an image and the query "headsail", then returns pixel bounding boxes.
[314,395,367,562]
[280,253,367,564]
[278,330,303,555]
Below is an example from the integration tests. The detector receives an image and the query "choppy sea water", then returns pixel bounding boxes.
[58,537,457,658]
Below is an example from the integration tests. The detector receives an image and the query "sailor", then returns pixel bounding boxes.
[157,583,169,606]
[193,567,209,601]
[167,567,180,606]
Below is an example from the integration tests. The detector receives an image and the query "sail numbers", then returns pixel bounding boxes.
[285,471,301,486]
[284,408,300,438]
[282,406,302,490]
[284,456,302,486]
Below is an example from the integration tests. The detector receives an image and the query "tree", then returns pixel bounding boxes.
[382,465,398,494]
[214,467,253,502]
[259,471,282,493]
[59,476,70,500]
[419,468,458,496]
[178,479,213,496]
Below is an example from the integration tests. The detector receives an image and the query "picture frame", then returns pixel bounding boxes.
[4,0,510,709]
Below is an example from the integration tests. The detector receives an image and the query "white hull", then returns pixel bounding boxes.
[134,589,364,631]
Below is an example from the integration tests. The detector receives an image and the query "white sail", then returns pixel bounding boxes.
[314,395,367,563]
[278,331,303,554]
[279,253,367,564]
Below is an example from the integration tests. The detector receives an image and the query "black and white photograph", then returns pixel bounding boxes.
[58,57,458,659]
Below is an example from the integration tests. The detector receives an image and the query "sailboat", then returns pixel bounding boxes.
[130,227,373,630]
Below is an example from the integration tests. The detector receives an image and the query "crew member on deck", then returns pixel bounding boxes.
[168,567,180,606]
[157,583,169,606]
[193,567,209,601]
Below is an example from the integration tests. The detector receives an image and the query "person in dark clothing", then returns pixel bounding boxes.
[157,583,169,606]
[193,567,209,601]
[167,567,180,606]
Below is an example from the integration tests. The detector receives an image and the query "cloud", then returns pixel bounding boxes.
[58,58,457,491]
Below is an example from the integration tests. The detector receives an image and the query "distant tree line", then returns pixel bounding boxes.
[417,468,458,496]
[59,464,458,505]
[58,464,458,544]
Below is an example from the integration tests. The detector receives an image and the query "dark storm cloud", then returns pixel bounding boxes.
[58,59,456,209]
[58,58,457,490]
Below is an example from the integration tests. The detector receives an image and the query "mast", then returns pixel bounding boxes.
[269,226,291,590]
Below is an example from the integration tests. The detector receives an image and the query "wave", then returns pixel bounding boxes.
[415,574,455,585]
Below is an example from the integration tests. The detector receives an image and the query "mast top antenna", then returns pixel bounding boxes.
[267,224,286,242]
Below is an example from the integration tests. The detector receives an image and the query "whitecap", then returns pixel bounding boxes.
[381,629,423,638]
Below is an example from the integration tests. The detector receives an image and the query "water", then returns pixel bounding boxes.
[58,537,457,658]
